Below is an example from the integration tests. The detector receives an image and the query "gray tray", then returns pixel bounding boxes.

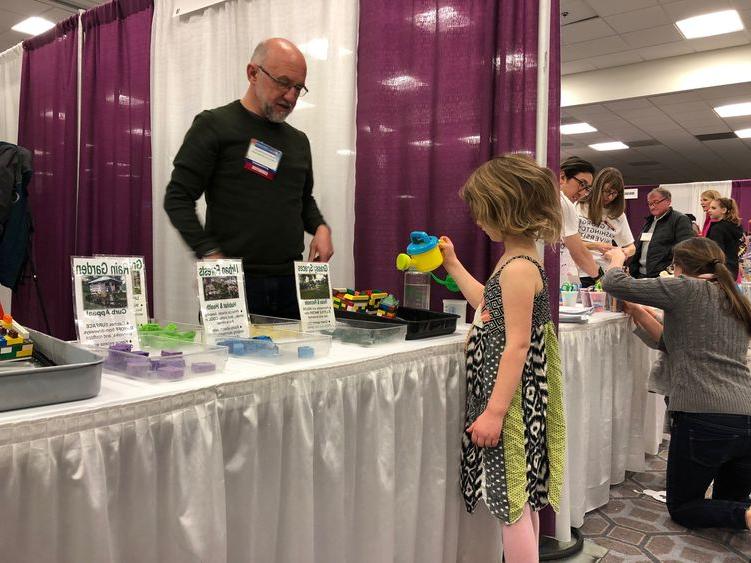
[0,329,103,412]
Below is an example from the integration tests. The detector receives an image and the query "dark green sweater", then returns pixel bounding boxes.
[164,100,326,276]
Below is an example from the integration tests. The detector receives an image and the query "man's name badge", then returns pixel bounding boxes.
[640,232,653,242]
[244,139,282,180]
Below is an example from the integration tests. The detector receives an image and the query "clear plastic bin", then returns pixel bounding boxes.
[216,328,331,364]
[318,317,407,346]
[138,319,204,346]
[95,336,228,382]
[248,314,301,338]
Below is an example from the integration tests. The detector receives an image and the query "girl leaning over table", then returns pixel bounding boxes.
[439,154,565,563]
[602,238,751,532]
[575,167,635,287]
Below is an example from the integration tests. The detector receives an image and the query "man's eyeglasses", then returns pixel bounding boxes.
[573,177,591,192]
[258,65,309,97]
[648,197,668,208]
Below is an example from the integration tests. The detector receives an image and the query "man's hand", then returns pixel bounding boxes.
[308,224,334,262]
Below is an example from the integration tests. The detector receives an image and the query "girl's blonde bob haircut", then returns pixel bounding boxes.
[460,153,562,244]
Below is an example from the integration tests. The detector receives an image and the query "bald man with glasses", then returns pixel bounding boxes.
[165,38,333,319]
[630,188,694,278]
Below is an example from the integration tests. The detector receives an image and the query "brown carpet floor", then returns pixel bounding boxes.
[580,442,751,562]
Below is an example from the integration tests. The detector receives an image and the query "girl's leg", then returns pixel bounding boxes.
[502,503,538,563]
[531,506,540,543]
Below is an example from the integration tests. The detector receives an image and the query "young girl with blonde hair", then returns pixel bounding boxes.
[706,197,744,278]
[440,154,565,562]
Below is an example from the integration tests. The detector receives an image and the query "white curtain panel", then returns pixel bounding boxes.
[659,180,733,228]
[151,0,358,323]
[0,44,22,145]
[0,43,22,312]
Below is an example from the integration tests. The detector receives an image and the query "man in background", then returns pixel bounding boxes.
[630,188,694,278]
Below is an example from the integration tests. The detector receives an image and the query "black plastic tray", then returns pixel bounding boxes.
[334,307,459,340]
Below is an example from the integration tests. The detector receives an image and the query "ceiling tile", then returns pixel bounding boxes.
[605,7,671,33]
[661,0,734,22]
[588,50,644,68]
[586,0,660,18]
[649,91,705,105]
[605,98,656,111]
[562,60,598,74]
[658,100,714,115]
[561,0,598,24]
[637,40,695,59]
[562,17,617,45]
[0,0,51,16]
[684,124,732,135]
[687,30,751,52]
[621,25,684,48]
[562,35,632,61]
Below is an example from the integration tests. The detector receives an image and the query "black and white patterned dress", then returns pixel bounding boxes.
[460,256,566,524]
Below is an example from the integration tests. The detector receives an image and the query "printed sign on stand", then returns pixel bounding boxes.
[294,261,335,331]
[72,257,140,348]
[196,259,249,343]
[96,255,149,325]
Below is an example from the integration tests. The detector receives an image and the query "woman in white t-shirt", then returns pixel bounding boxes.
[575,167,635,286]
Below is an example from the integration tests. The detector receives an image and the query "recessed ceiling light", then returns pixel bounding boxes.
[675,9,744,39]
[589,142,629,151]
[561,123,597,135]
[736,128,751,139]
[714,102,751,117]
[11,16,55,36]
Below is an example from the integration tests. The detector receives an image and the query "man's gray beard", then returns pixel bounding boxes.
[263,102,290,123]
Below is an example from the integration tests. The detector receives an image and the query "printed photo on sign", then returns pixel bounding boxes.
[81,275,128,310]
[298,273,330,300]
[202,276,240,301]
[131,270,142,295]
[294,261,335,331]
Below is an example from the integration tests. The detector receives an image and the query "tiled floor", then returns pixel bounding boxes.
[577,443,751,562]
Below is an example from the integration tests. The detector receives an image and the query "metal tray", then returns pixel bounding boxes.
[0,329,103,412]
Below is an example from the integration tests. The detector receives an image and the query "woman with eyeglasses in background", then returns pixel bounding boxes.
[558,157,602,284]
[706,197,744,279]
[699,189,723,237]
[575,167,635,287]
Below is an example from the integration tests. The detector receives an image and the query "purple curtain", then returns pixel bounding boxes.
[731,179,751,231]
[355,1,561,317]
[78,0,154,315]
[624,185,658,239]
[355,0,560,535]
[14,17,79,339]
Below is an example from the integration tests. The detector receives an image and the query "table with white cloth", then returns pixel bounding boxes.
[0,330,503,563]
[0,316,662,562]
[555,312,665,540]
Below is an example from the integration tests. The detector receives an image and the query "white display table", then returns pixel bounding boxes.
[0,331,501,563]
[0,318,661,562]
[556,312,665,540]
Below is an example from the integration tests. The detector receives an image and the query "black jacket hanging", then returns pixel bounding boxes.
[0,142,33,290]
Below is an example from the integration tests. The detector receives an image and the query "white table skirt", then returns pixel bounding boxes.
[0,318,662,561]
[0,332,502,563]
[556,313,665,539]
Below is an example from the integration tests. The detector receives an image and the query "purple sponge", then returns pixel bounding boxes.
[191,362,215,374]
[157,365,184,380]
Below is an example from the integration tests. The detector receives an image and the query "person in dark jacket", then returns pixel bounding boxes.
[629,188,695,278]
[706,197,744,278]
